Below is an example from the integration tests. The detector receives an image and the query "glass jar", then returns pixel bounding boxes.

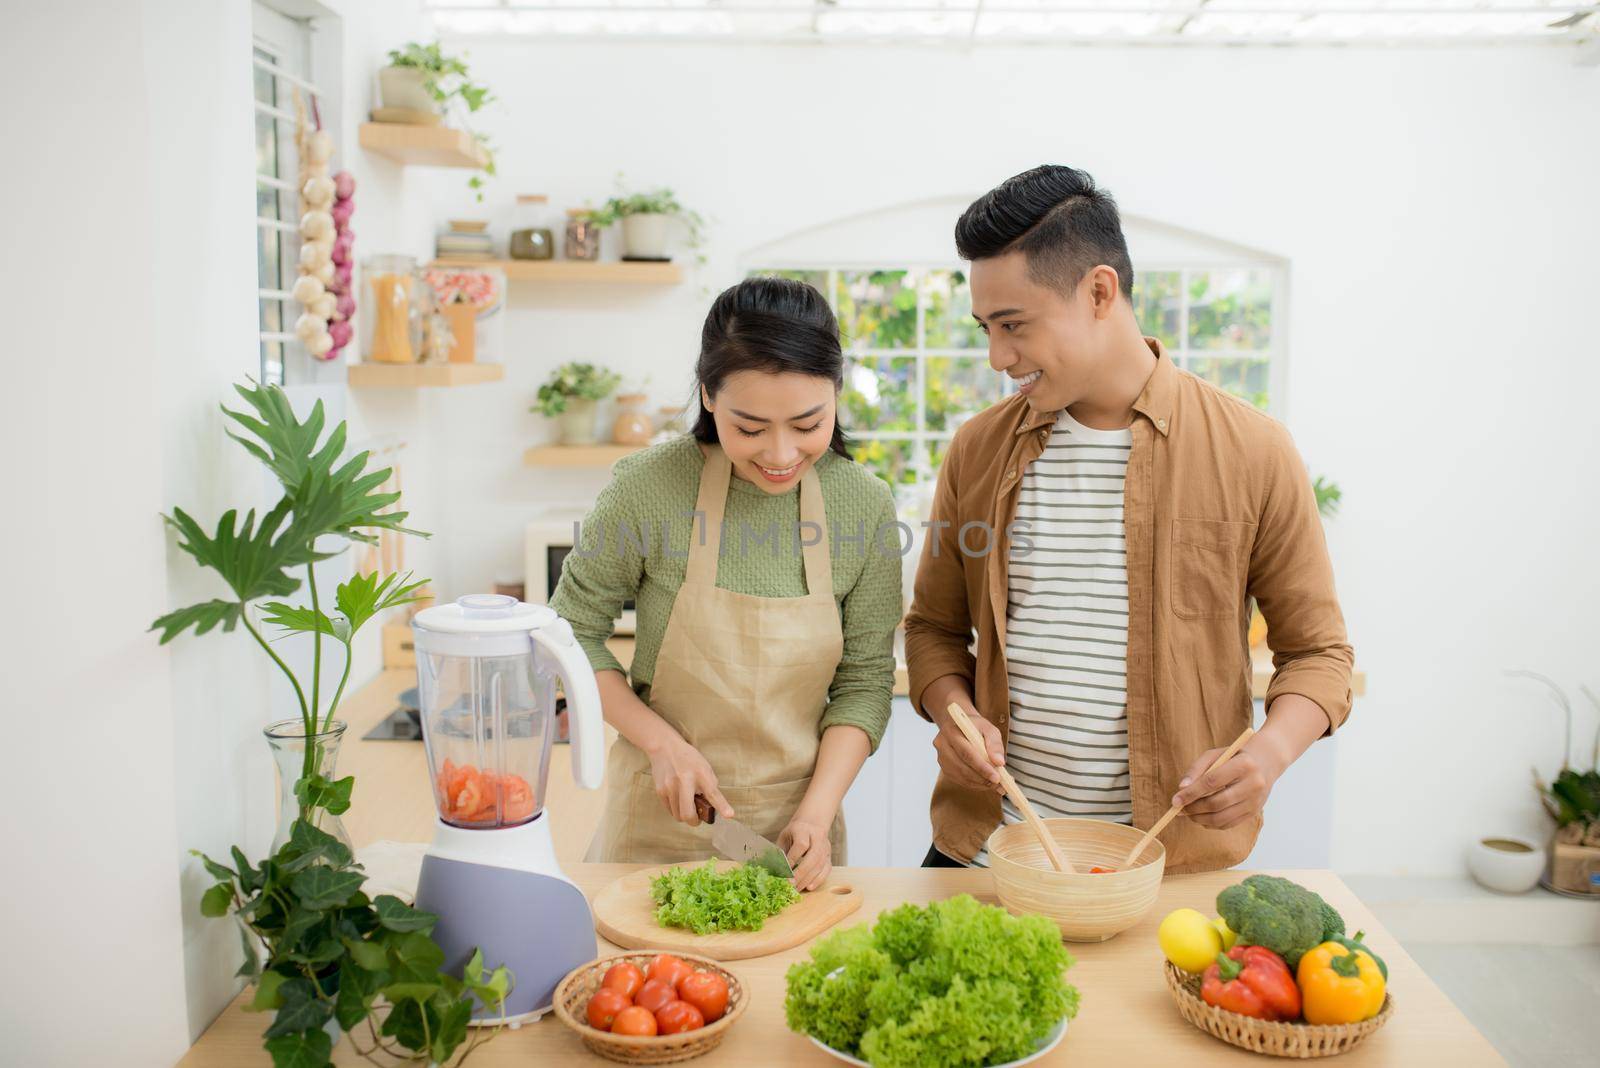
[509,194,554,261]
[564,209,601,261]
[612,393,653,445]
[362,254,419,363]
[265,719,353,854]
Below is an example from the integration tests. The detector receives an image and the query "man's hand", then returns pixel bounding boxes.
[1171,742,1283,830]
[925,679,1006,794]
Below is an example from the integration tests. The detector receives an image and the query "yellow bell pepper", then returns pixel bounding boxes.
[1296,941,1386,1025]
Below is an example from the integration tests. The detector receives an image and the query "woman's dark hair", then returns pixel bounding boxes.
[955,164,1135,301]
[692,276,851,459]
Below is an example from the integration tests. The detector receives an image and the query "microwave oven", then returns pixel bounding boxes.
[525,517,636,635]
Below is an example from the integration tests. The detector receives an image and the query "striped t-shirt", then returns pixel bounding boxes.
[972,408,1132,867]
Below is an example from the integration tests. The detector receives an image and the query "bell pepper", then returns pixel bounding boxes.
[1200,945,1302,1022]
[1297,941,1386,1025]
[1332,930,1388,981]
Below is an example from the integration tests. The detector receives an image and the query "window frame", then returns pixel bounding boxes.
[748,257,1286,496]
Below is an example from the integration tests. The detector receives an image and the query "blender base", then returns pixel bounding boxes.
[415,814,597,1022]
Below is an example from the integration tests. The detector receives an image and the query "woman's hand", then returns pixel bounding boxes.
[778,817,832,892]
[644,734,734,827]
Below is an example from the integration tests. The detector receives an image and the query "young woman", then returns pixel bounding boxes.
[550,277,901,891]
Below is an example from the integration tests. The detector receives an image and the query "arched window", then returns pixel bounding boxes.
[745,197,1285,494]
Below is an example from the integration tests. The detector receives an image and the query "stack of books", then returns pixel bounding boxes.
[435,220,494,261]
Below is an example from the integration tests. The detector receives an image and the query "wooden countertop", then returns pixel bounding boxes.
[182,666,1472,1066]
[181,861,1499,1066]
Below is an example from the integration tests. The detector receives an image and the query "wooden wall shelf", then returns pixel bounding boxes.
[431,258,684,285]
[348,363,504,388]
[358,123,487,169]
[523,443,648,467]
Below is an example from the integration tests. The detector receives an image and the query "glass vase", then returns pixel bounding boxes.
[264,719,354,855]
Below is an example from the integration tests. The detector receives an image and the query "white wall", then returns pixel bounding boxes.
[1,4,191,1063]
[414,40,1600,877]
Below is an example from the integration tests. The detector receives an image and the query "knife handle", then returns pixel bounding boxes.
[694,793,717,825]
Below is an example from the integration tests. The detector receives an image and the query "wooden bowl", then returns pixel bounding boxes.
[986,818,1165,942]
[1165,961,1394,1057]
[552,952,747,1064]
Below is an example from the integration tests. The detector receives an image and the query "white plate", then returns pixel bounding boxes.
[806,1017,1069,1068]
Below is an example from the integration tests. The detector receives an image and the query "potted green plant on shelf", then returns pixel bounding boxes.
[582,181,706,263]
[534,362,622,446]
[1508,671,1600,896]
[379,41,497,199]
[154,382,518,1065]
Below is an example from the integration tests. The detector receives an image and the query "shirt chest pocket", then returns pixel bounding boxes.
[1171,518,1257,620]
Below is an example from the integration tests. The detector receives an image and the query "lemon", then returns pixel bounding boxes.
[1213,915,1238,950]
[1159,908,1223,973]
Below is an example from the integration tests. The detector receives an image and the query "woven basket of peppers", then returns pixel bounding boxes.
[1164,941,1393,1059]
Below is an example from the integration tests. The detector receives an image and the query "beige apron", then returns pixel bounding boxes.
[587,446,848,864]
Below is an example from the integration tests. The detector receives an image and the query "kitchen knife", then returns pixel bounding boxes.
[694,795,794,880]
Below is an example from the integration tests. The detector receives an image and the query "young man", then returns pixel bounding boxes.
[904,165,1353,873]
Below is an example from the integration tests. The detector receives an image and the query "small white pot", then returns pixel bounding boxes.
[378,66,439,115]
[621,213,671,259]
[1465,835,1546,894]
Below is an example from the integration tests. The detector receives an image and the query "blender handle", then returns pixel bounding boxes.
[529,618,604,790]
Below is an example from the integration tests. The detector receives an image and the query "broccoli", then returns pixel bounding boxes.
[1215,874,1337,970]
[1319,898,1346,942]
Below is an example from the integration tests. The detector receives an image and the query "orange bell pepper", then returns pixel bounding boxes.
[1297,941,1386,1025]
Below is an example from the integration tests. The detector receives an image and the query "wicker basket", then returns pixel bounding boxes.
[552,952,747,1064]
[1164,961,1393,1058]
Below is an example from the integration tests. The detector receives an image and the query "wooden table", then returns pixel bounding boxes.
[184,666,1429,1066]
[181,863,1500,1066]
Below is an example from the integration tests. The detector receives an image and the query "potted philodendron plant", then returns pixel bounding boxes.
[154,381,516,1066]
[583,183,706,263]
[379,41,497,199]
[534,362,622,445]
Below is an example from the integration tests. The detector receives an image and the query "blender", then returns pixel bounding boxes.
[410,594,604,1024]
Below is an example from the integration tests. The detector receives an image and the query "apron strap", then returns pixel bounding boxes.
[684,445,835,599]
[798,467,834,600]
[685,446,732,587]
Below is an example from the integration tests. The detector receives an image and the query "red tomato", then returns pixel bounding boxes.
[677,970,729,1023]
[655,1000,705,1035]
[610,1006,658,1036]
[634,978,676,1015]
[585,988,630,1031]
[601,961,645,1001]
[646,953,692,991]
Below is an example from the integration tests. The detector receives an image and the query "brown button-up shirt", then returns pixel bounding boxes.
[904,339,1353,873]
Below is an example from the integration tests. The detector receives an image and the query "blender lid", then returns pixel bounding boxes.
[411,595,561,658]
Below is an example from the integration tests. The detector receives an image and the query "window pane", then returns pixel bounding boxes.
[928,436,952,474]
[1189,357,1269,411]
[255,113,278,178]
[926,356,1001,432]
[253,48,276,105]
[749,269,828,299]
[257,226,280,291]
[1187,269,1272,352]
[259,297,282,337]
[1132,269,1181,349]
[923,269,982,349]
[836,270,916,351]
[852,438,918,489]
[840,356,917,432]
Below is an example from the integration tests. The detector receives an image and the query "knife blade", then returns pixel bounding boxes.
[695,795,794,880]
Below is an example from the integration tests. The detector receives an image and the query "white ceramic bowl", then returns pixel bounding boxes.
[809,1017,1069,1068]
[1465,835,1546,893]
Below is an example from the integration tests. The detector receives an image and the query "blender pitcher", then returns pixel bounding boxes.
[410,594,604,1023]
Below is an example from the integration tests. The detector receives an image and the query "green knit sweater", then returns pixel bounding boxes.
[549,435,902,750]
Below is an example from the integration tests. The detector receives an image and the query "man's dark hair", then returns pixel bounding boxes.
[955,165,1135,300]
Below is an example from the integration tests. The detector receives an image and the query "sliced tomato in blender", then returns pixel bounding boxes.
[437,758,537,825]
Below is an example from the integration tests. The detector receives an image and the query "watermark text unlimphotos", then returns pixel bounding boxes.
[569,514,1036,560]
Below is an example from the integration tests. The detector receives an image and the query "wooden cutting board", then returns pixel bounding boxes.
[590,861,864,961]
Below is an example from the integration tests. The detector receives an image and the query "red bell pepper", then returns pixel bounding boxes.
[1200,945,1302,1022]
